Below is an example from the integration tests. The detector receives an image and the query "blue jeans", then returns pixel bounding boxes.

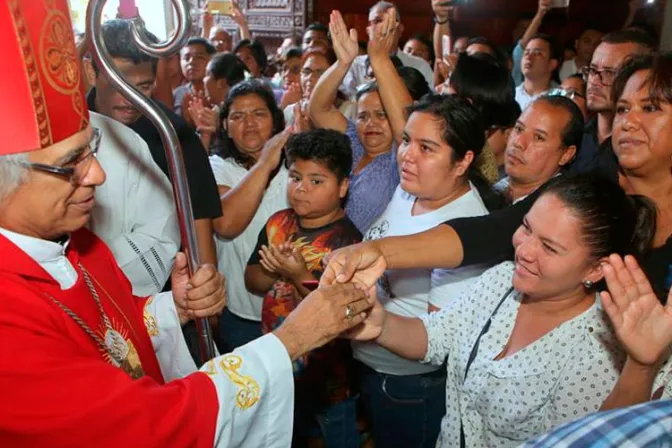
[358,362,446,448]
[216,307,262,354]
[294,396,361,448]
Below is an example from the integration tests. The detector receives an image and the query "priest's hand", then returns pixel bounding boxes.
[273,283,373,361]
[171,252,226,325]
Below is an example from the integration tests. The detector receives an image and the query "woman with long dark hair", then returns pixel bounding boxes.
[208,80,289,352]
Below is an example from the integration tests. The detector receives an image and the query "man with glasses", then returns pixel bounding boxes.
[569,29,656,176]
[0,2,374,445]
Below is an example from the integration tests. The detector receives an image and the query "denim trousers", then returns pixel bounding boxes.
[358,362,446,448]
[215,307,262,354]
[293,395,361,448]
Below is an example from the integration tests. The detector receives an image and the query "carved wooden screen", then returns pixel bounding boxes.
[191,0,312,51]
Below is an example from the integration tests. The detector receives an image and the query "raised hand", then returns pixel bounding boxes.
[226,0,248,28]
[258,128,291,171]
[292,100,313,133]
[601,254,672,367]
[538,0,552,15]
[279,82,302,110]
[329,10,359,66]
[431,0,453,22]
[367,8,398,59]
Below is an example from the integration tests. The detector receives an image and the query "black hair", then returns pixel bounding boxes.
[364,55,405,75]
[233,39,268,70]
[283,32,303,47]
[466,36,507,66]
[96,19,159,74]
[526,33,561,62]
[566,72,586,83]
[184,37,217,55]
[541,174,656,259]
[601,29,657,51]
[219,80,285,168]
[305,22,330,38]
[358,41,368,52]
[612,52,672,109]
[406,34,435,65]
[407,94,504,210]
[533,95,585,152]
[207,53,247,88]
[286,129,353,182]
[397,67,430,102]
[283,47,303,61]
[449,52,519,129]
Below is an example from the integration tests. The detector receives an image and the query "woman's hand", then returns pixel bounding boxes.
[258,129,291,171]
[329,10,359,66]
[280,82,302,110]
[345,286,386,341]
[367,8,397,60]
[273,283,373,360]
[188,96,218,135]
[320,241,388,289]
[431,0,453,23]
[293,100,313,133]
[601,254,672,367]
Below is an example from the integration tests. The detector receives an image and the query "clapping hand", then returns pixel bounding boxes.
[258,128,291,171]
[329,10,359,66]
[601,254,672,367]
[279,82,302,110]
[188,96,218,135]
[367,8,398,59]
[293,100,312,133]
[259,243,310,282]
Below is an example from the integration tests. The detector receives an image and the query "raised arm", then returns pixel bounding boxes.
[520,0,552,50]
[367,8,413,145]
[599,255,672,410]
[308,11,357,133]
[227,0,251,41]
[212,130,290,239]
[431,0,452,72]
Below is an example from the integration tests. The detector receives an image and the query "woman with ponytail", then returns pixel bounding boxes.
[354,94,493,448]
[348,174,660,447]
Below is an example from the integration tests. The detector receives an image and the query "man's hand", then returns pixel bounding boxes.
[171,252,226,325]
[329,10,359,66]
[537,0,552,16]
[273,283,373,360]
[431,0,453,22]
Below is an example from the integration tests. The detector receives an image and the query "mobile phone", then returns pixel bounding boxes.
[207,0,233,15]
[442,34,452,61]
[302,280,320,291]
[551,0,570,8]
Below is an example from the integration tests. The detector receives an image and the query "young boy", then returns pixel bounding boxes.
[245,129,362,447]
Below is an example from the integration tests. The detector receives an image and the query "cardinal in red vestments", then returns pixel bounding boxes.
[0,2,374,446]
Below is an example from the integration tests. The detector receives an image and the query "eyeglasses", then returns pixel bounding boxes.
[22,127,102,184]
[581,66,618,86]
[547,88,586,101]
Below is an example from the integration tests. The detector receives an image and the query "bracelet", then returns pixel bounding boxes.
[434,16,450,25]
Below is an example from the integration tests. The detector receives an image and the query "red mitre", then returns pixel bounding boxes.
[0,0,89,156]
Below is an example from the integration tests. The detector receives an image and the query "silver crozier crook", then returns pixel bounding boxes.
[86,0,217,362]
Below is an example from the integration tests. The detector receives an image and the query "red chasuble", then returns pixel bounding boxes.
[0,229,218,447]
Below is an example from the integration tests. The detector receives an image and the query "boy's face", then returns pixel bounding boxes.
[287,159,348,219]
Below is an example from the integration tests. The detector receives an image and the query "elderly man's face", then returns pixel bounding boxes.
[209,28,232,53]
[0,126,106,240]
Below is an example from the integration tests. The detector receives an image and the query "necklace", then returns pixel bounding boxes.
[43,263,134,371]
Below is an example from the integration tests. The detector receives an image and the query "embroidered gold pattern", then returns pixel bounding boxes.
[8,0,52,146]
[97,317,145,380]
[219,355,261,410]
[143,297,159,337]
[39,6,80,95]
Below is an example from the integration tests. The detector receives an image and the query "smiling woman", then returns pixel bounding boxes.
[346,175,665,447]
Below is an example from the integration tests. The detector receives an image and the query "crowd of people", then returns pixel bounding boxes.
[1,0,671,446]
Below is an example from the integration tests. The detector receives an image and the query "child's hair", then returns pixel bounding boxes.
[285,129,353,182]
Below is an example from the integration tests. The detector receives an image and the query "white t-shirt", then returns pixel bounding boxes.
[353,183,490,375]
[559,58,579,81]
[209,156,289,321]
[514,82,558,112]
